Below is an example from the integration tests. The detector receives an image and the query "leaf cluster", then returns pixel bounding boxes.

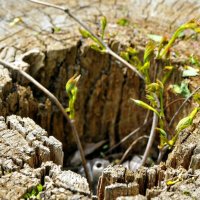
[23,184,43,200]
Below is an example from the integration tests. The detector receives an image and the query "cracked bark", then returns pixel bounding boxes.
[1,0,200,199]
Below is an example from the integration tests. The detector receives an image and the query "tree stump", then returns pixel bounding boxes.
[1,0,200,199]
[0,115,90,199]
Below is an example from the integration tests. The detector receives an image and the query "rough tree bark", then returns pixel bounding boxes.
[0,115,90,199]
[97,112,200,200]
[1,0,200,199]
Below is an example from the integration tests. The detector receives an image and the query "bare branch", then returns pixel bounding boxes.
[119,135,149,164]
[106,119,151,154]
[26,0,144,80]
[141,112,158,166]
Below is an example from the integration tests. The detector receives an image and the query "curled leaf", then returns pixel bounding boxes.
[144,41,156,63]
[126,47,138,55]
[66,74,81,119]
[100,16,107,39]
[175,107,200,133]
[79,28,92,38]
[131,99,159,116]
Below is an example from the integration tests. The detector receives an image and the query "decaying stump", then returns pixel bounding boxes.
[1,0,200,199]
[97,112,200,199]
[1,0,200,154]
[0,115,90,200]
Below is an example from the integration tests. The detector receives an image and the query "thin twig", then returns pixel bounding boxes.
[141,112,158,166]
[26,0,145,80]
[157,145,168,164]
[165,98,186,109]
[119,135,149,164]
[106,115,151,154]
[0,59,92,190]
[169,86,200,127]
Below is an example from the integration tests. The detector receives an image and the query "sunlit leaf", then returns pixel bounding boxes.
[9,17,23,26]
[175,107,200,133]
[91,44,106,53]
[166,179,180,186]
[131,99,159,116]
[79,28,92,38]
[182,66,199,77]
[100,16,107,39]
[120,51,130,61]
[126,47,138,55]
[147,34,163,42]
[66,74,81,119]
[140,61,151,83]
[144,41,156,63]
[37,184,43,192]
[159,19,200,58]
[171,81,191,98]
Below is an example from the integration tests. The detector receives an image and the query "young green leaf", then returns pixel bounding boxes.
[175,107,200,133]
[126,47,138,55]
[193,93,200,105]
[144,41,155,63]
[37,184,43,192]
[120,51,130,61]
[79,28,92,38]
[171,81,191,98]
[156,128,169,148]
[91,44,106,53]
[117,18,129,26]
[131,99,160,116]
[140,61,150,83]
[162,66,174,85]
[100,16,107,39]
[66,74,81,119]
[159,19,200,58]
[146,82,162,93]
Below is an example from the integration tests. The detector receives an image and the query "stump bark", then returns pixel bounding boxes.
[0,115,90,199]
[1,0,200,199]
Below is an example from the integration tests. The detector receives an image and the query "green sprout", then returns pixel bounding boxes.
[66,74,81,119]
[23,184,43,200]
[168,107,200,147]
[79,16,108,53]
[158,19,200,59]
[117,18,129,26]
